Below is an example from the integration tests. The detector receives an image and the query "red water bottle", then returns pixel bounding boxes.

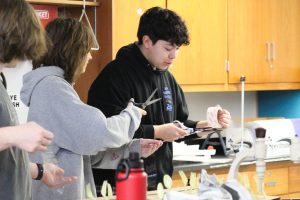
[116,152,147,200]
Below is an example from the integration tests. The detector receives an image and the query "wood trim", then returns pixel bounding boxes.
[26,0,100,6]
[288,166,300,193]
[181,83,300,92]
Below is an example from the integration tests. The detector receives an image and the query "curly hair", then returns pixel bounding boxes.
[137,7,190,46]
[0,0,47,64]
[33,18,95,83]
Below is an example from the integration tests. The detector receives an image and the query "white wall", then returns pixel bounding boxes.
[2,61,32,124]
[184,91,258,121]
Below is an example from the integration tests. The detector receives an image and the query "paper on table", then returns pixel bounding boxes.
[173,142,216,156]
[173,155,232,163]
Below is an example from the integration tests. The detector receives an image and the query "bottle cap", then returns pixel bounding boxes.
[255,127,266,138]
[128,152,143,168]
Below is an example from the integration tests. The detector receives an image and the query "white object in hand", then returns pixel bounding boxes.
[207,106,222,128]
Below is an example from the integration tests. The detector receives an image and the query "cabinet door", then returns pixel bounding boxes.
[268,0,300,83]
[228,0,270,84]
[228,0,300,84]
[289,166,300,193]
[264,168,289,195]
[168,0,227,85]
[112,0,165,56]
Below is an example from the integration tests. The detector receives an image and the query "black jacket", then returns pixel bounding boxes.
[88,43,198,188]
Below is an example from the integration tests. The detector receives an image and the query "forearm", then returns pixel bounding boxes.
[29,162,38,179]
[91,140,140,169]
[0,126,16,151]
[196,120,208,128]
[153,125,163,139]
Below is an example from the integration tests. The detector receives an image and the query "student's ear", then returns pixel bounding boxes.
[142,35,153,49]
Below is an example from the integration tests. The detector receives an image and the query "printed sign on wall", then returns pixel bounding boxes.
[2,5,58,123]
[32,4,58,27]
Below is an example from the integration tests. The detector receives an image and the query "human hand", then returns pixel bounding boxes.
[41,163,77,188]
[128,98,147,116]
[217,109,231,128]
[140,139,163,158]
[11,122,54,152]
[154,123,188,142]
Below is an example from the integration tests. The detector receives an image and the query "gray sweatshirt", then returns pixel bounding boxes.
[21,66,142,200]
[0,80,31,200]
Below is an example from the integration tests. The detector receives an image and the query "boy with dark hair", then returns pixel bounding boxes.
[88,6,231,189]
[137,6,190,46]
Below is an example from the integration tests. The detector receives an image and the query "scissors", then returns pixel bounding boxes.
[132,88,161,109]
[173,120,224,142]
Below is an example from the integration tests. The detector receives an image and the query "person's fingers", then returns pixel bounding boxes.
[219,120,230,128]
[55,168,64,176]
[157,141,163,146]
[43,130,54,140]
[52,177,77,189]
[128,98,134,105]
[135,107,147,116]
[219,115,231,124]
[37,145,47,152]
[67,176,77,183]
[41,137,52,146]
[177,129,188,137]
[141,109,147,116]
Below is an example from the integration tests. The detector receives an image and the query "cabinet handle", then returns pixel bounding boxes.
[270,42,275,61]
[265,181,278,187]
[266,42,271,64]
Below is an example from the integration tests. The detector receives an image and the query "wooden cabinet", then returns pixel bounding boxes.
[112,0,165,57]
[289,165,300,193]
[97,0,165,60]
[68,0,300,97]
[173,161,300,197]
[26,0,99,6]
[167,0,300,91]
[228,0,300,84]
[290,193,300,198]
[167,0,227,86]
[264,168,289,195]
[33,1,300,98]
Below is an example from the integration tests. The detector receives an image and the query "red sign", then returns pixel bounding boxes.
[32,5,58,27]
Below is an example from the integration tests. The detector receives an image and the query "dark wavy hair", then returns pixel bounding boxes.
[0,0,47,64]
[137,7,190,46]
[33,18,94,83]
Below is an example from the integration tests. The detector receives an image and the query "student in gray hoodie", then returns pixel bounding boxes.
[21,18,162,200]
[0,1,78,199]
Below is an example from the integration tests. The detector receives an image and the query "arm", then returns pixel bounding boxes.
[89,65,156,140]
[30,162,77,188]
[91,139,163,169]
[0,122,53,152]
[33,77,143,155]
[174,82,231,138]
[196,106,231,128]
[89,67,187,142]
